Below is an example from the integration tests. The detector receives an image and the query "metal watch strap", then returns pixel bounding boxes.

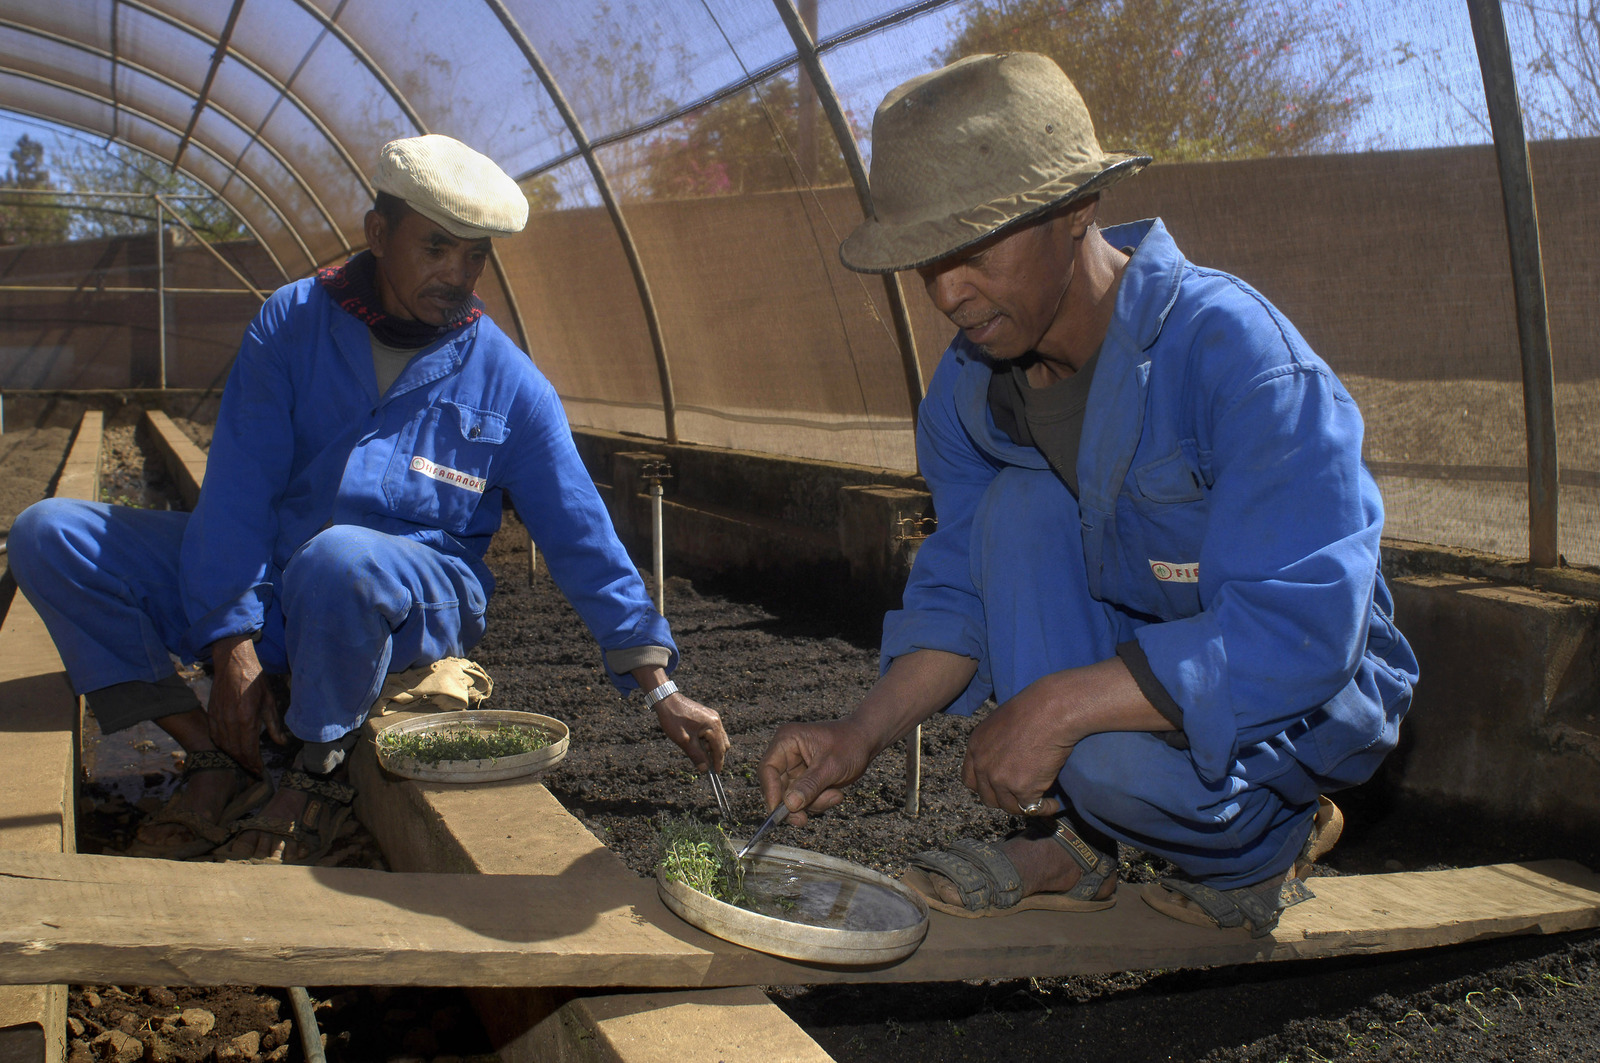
[643,680,679,710]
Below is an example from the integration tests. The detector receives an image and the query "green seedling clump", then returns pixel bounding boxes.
[379,722,551,765]
[658,814,747,905]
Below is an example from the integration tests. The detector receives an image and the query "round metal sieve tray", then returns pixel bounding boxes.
[656,840,929,965]
[375,709,569,783]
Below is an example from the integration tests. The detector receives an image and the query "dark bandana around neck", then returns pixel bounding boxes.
[316,250,485,349]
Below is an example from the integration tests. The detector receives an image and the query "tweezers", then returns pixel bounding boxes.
[707,770,736,823]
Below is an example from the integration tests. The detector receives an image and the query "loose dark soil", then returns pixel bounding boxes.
[10,409,1599,1063]
[476,516,1600,1063]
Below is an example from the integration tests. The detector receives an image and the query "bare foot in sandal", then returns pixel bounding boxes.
[129,710,272,860]
[217,770,355,863]
[904,817,1119,918]
[927,833,1114,907]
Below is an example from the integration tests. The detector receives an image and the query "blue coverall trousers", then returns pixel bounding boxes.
[8,498,488,743]
[971,468,1321,888]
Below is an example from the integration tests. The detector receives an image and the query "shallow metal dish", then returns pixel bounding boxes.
[656,840,929,965]
[375,709,569,783]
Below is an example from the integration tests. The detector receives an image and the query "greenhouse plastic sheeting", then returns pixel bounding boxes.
[0,0,1594,566]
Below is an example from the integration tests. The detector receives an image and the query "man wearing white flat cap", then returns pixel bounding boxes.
[11,134,727,863]
[759,54,1417,936]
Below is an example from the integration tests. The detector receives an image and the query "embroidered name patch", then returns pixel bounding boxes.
[1149,560,1199,583]
[410,456,486,494]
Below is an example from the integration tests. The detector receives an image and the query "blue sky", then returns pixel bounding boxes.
[0,0,1564,198]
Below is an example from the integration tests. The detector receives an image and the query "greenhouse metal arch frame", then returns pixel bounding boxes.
[0,0,1568,565]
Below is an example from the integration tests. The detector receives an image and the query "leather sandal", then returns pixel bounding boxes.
[218,769,356,865]
[901,816,1118,919]
[1141,873,1315,938]
[127,749,273,860]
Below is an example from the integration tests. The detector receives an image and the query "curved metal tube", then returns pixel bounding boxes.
[481,0,679,443]
[0,91,292,281]
[0,17,352,254]
[116,1,375,196]
[771,0,925,426]
[1466,0,1560,567]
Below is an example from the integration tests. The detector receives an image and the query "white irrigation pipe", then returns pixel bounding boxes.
[905,724,921,816]
[651,480,665,616]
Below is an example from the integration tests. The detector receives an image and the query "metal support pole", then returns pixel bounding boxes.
[772,0,925,425]
[528,540,538,586]
[154,192,265,301]
[481,0,680,443]
[641,460,673,614]
[154,195,167,390]
[794,0,819,183]
[1466,0,1561,567]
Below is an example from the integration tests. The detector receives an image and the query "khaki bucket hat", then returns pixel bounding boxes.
[840,52,1150,274]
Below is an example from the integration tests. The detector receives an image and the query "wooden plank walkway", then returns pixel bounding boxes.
[1,848,1595,990]
[0,411,102,1063]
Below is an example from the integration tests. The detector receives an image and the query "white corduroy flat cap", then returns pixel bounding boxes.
[372,134,528,240]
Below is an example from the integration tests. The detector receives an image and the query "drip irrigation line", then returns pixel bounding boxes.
[287,987,326,1063]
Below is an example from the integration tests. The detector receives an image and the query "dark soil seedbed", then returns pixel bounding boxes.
[8,409,1597,1062]
[476,513,1600,1063]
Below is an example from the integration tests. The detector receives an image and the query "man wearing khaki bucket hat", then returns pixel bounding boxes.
[760,53,1418,937]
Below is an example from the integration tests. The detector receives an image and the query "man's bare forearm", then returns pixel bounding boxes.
[849,649,979,756]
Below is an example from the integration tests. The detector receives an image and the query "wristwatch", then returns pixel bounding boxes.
[643,680,679,710]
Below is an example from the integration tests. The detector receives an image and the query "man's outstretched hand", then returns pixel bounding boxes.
[655,692,730,773]
[207,634,289,776]
[757,718,876,826]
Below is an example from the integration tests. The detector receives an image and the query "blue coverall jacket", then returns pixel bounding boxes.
[181,275,674,687]
[883,219,1417,805]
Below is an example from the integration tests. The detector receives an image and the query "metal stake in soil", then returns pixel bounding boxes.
[642,461,672,615]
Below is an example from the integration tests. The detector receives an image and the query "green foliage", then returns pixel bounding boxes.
[641,76,851,198]
[522,173,562,212]
[945,0,1372,160]
[538,2,691,201]
[51,140,247,242]
[0,134,248,246]
[657,813,747,904]
[378,722,553,765]
[0,134,70,245]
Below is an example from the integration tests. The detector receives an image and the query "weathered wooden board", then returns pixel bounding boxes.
[1,850,1595,989]
[0,410,99,1063]
[52,411,101,505]
[141,410,206,507]
[353,718,839,1060]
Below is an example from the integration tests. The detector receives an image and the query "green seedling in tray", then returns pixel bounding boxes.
[658,813,747,906]
[379,722,552,765]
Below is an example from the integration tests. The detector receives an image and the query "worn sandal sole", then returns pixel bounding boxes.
[902,865,1115,918]
[215,770,356,865]
[1139,875,1314,937]
[1295,795,1344,876]
[1139,881,1253,933]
